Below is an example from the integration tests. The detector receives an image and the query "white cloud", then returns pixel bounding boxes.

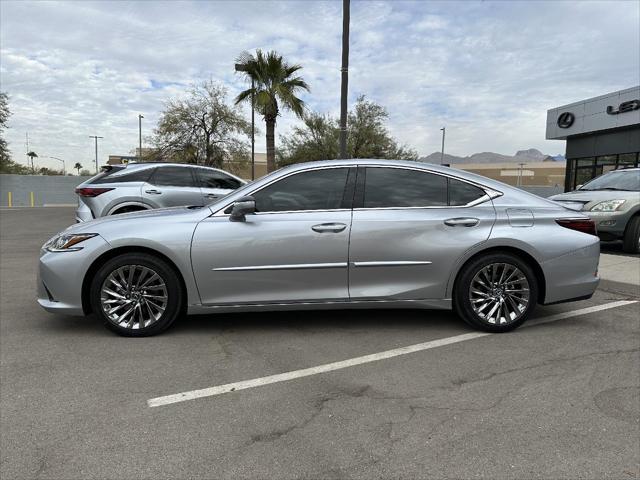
[0,0,638,171]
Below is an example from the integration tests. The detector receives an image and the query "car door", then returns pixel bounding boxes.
[195,167,245,204]
[349,166,496,300]
[191,166,355,305]
[141,166,204,208]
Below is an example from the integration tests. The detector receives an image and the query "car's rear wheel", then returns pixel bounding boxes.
[454,253,538,332]
[90,253,183,336]
[622,215,640,254]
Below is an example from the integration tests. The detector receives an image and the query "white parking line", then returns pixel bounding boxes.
[147,300,637,408]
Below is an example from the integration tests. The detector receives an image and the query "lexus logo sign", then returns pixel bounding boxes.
[606,99,640,115]
[557,112,575,129]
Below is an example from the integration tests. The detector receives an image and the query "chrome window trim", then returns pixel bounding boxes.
[212,163,503,216]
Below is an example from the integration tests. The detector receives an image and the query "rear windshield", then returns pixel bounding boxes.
[90,167,154,184]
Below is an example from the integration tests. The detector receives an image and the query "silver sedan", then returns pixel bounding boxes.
[38,159,600,336]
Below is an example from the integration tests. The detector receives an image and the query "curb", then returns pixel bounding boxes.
[598,279,640,297]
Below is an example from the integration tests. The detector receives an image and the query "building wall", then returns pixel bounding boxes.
[451,162,566,187]
[0,175,91,207]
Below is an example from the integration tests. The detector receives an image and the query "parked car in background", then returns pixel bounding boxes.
[550,168,640,253]
[40,159,600,336]
[74,163,246,222]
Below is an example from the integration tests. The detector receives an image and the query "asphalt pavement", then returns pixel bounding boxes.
[1,207,639,479]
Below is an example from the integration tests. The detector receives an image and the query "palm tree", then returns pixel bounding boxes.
[27,151,38,173]
[74,162,83,175]
[234,50,310,173]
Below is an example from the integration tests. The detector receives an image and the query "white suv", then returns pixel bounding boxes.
[75,163,246,222]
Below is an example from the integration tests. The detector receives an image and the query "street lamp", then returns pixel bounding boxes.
[138,114,144,161]
[89,135,103,173]
[235,63,255,180]
[440,127,446,165]
[44,156,66,175]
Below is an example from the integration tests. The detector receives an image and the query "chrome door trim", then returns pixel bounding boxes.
[212,262,348,272]
[351,260,433,267]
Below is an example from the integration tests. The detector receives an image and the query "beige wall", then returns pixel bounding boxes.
[451,161,566,187]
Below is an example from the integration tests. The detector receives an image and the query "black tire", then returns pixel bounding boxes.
[622,215,640,254]
[453,252,538,333]
[90,253,183,337]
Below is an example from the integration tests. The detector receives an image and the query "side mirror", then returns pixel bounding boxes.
[229,195,256,222]
[575,184,583,190]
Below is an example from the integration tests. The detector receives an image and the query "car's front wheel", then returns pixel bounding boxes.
[454,253,538,333]
[90,253,183,336]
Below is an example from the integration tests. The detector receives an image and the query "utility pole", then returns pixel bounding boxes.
[517,162,526,187]
[89,135,103,173]
[338,0,350,159]
[25,133,32,171]
[138,114,144,161]
[440,127,446,165]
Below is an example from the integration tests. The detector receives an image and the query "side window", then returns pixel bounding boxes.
[448,177,486,206]
[197,168,243,190]
[363,168,447,208]
[253,168,349,212]
[150,167,195,187]
[91,168,153,184]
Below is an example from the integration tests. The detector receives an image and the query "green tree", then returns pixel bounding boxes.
[278,95,418,166]
[79,169,92,176]
[234,49,310,173]
[151,80,251,169]
[74,162,83,175]
[0,92,30,174]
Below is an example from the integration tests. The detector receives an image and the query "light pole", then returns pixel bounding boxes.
[339,0,350,159]
[138,114,144,161]
[89,135,103,173]
[440,127,446,165]
[45,156,66,175]
[235,63,255,180]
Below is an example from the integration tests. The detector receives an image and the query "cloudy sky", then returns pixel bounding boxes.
[1,0,639,172]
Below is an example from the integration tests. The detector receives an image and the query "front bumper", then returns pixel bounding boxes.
[586,210,634,239]
[37,235,111,316]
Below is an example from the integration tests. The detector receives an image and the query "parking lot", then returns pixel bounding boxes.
[1,207,638,479]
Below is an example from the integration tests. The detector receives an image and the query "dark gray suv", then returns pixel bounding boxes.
[75,163,246,222]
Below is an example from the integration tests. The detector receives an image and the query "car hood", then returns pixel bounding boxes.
[64,205,212,233]
[549,190,640,211]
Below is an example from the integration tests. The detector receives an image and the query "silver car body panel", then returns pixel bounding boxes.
[40,159,600,318]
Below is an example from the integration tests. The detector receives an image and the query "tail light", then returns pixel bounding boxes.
[75,187,114,197]
[556,218,597,236]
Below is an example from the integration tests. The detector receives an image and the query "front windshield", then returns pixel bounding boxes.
[580,169,640,191]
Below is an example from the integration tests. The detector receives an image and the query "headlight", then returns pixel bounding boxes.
[590,200,626,212]
[43,233,98,252]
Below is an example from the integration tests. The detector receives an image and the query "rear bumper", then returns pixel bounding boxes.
[541,241,600,304]
[75,201,94,223]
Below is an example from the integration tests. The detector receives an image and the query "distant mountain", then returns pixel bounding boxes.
[419,148,565,164]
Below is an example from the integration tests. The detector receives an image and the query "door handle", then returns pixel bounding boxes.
[311,223,347,233]
[145,189,162,195]
[444,217,479,227]
[204,193,218,199]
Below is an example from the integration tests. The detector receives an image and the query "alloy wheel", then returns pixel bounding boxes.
[100,264,168,329]
[469,262,530,325]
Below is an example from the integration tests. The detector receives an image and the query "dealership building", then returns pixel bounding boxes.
[546,86,640,191]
